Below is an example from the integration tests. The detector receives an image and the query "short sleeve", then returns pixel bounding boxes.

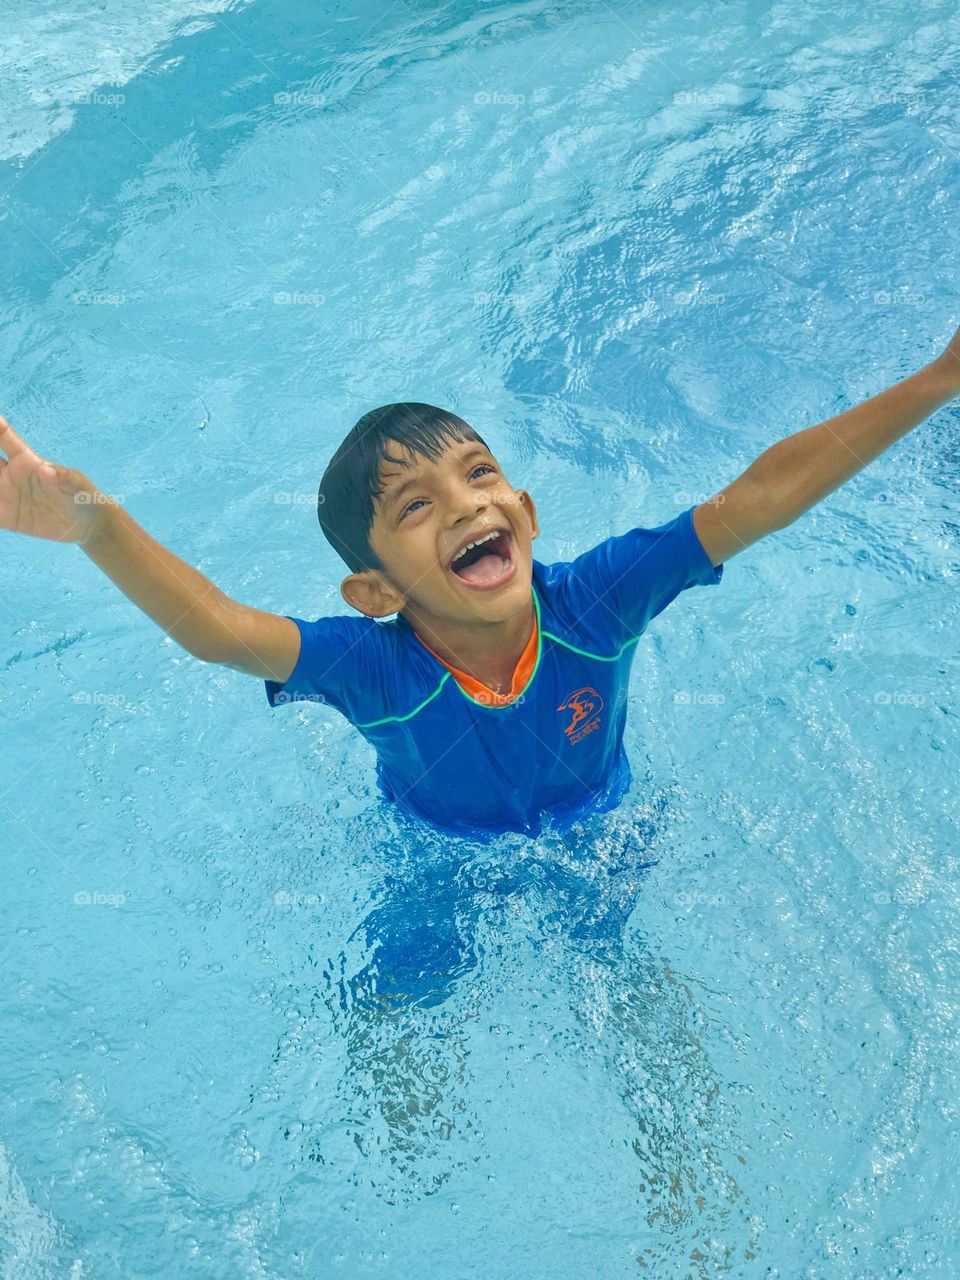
[264,613,391,720]
[552,504,723,646]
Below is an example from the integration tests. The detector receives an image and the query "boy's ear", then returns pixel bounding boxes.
[516,489,540,540]
[340,571,404,618]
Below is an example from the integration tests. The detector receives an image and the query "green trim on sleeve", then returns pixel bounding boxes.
[538,630,641,662]
[355,670,453,729]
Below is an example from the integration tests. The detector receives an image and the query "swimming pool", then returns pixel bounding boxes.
[2,0,959,1274]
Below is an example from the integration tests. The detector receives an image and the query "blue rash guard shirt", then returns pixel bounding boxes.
[265,504,723,838]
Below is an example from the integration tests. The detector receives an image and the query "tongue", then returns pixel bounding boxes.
[456,551,507,585]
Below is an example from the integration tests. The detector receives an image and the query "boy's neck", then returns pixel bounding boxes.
[401,593,536,693]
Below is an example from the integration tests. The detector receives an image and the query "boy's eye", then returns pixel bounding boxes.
[399,463,497,520]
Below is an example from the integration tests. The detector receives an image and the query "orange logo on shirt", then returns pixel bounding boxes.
[557,686,603,744]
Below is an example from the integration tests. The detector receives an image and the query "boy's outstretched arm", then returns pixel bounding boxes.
[0,417,300,682]
[692,323,960,567]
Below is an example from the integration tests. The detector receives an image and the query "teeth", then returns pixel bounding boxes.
[451,529,501,565]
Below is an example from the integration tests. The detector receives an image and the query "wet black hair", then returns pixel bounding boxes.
[317,402,489,574]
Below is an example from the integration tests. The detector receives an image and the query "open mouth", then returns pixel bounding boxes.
[447,528,517,590]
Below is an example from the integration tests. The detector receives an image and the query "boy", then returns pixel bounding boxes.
[2,324,958,838]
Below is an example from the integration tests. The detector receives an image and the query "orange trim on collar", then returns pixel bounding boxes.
[414,607,539,707]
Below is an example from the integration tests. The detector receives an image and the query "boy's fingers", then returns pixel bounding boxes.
[0,416,28,459]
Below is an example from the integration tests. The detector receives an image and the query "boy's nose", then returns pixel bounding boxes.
[447,480,489,519]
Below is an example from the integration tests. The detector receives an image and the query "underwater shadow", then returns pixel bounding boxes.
[304,785,676,1202]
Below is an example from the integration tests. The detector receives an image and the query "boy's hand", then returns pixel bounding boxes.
[1,413,299,680]
[0,416,111,545]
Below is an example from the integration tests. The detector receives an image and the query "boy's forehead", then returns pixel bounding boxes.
[376,436,493,488]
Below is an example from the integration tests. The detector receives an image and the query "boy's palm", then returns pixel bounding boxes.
[0,416,98,544]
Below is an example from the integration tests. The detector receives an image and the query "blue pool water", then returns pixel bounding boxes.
[2,0,960,1275]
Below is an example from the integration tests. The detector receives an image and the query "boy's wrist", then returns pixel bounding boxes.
[925,349,960,398]
[78,496,120,551]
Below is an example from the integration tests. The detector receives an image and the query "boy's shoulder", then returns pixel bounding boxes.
[265,610,414,718]
[269,608,463,724]
[531,547,634,655]
[531,505,723,652]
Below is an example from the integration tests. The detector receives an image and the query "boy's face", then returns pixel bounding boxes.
[342,436,539,625]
